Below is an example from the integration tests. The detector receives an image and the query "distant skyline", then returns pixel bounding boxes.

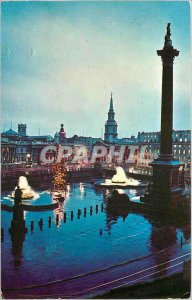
[2,1,191,138]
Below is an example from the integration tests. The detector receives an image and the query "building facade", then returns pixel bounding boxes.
[137,130,191,166]
[1,124,191,168]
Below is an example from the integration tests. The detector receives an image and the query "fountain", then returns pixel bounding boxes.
[95,166,147,188]
[9,176,38,200]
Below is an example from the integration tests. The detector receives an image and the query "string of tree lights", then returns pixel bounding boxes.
[52,145,67,191]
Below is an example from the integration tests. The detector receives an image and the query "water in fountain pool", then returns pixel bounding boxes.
[1,182,188,291]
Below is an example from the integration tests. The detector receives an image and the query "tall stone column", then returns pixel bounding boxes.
[141,24,184,209]
[157,23,179,160]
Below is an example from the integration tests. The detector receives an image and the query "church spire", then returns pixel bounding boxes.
[110,92,114,111]
[104,93,118,143]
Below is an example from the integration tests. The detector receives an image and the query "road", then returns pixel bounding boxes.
[2,240,190,299]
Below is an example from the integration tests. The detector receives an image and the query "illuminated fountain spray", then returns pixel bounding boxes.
[10,176,39,200]
[107,167,139,186]
[97,166,146,188]
[112,167,131,183]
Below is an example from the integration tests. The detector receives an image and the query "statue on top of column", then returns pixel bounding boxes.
[165,23,171,41]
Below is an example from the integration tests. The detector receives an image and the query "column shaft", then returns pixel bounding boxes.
[160,64,173,156]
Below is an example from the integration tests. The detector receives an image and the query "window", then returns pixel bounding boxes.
[180,133,182,137]
[179,150,181,154]
[188,150,191,154]
[183,150,186,154]
[179,138,182,142]
[184,138,187,142]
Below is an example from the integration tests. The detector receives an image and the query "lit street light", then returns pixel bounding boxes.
[26,153,31,162]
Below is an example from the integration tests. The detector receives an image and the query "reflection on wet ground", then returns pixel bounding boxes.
[1,182,190,296]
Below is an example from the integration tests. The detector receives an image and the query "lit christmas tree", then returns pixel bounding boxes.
[52,145,67,192]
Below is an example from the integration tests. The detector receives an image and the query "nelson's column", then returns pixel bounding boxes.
[142,24,185,208]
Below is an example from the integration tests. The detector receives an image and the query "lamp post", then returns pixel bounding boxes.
[26,153,31,162]
[25,154,31,172]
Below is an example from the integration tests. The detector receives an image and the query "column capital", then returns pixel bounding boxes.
[157,23,179,65]
[157,47,179,65]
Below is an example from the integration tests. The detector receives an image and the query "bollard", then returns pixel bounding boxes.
[1,228,4,242]
[84,208,87,217]
[77,209,81,219]
[101,203,104,212]
[99,229,103,236]
[31,221,34,231]
[39,219,43,231]
[56,214,59,225]
[64,212,67,223]
[181,236,183,249]
[90,206,93,216]
[71,211,74,221]
[96,205,98,214]
[48,216,51,228]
